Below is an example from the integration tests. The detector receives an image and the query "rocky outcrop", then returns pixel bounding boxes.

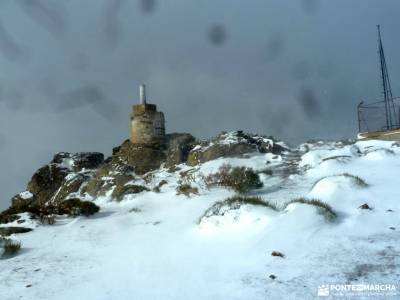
[58,199,100,217]
[0,212,21,224]
[25,152,105,206]
[51,173,89,204]
[0,152,105,224]
[187,131,285,166]
[1,131,285,223]
[112,184,150,201]
[11,191,35,210]
[111,140,166,175]
[0,227,33,236]
[27,164,69,206]
[52,152,104,172]
[165,133,196,167]
[110,133,196,173]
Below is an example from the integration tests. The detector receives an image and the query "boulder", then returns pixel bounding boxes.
[0,212,21,224]
[26,163,70,205]
[71,152,104,171]
[52,152,104,172]
[51,174,89,204]
[165,133,196,167]
[187,132,257,166]
[254,137,285,154]
[81,161,135,198]
[11,191,35,209]
[112,184,149,201]
[187,131,285,166]
[271,251,285,258]
[111,140,166,174]
[58,199,100,217]
[0,227,33,236]
[0,151,105,218]
[359,203,372,210]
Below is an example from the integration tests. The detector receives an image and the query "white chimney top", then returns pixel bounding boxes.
[139,84,146,104]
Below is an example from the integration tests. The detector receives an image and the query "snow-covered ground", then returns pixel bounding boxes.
[1,139,400,299]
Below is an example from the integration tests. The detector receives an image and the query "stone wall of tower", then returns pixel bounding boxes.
[130,103,166,145]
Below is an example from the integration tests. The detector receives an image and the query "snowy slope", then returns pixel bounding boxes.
[1,139,400,299]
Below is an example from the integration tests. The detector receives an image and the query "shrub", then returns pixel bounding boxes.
[341,173,369,187]
[179,169,198,186]
[199,195,277,221]
[204,164,263,193]
[142,173,155,184]
[176,183,199,197]
[222,195,278,210]
[2,239,21,258]
[40,214,56,225]
[153,180,168,193]
[283,198,337,222]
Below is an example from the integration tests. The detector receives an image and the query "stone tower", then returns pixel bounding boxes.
[130,85,166,145]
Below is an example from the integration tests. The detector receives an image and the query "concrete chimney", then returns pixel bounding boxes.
[139,84,147,104]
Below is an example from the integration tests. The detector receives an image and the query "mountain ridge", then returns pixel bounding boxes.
[1,132,399,299]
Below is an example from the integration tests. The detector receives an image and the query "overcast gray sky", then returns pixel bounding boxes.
[0,0,400,209]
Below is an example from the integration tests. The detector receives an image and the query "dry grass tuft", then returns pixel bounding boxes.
[283,198,337,222]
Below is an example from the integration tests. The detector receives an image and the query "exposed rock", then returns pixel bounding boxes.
[111,140,166,174]
[52,152,104,172]
[1,131,285,220]
[58,199,100,217]
[1,192,38,224]
[27,164,70,205]
[271,251,285,258]
[81,165,115,197]
[187,131,284,166]
[23,152,104,207]
[11,191,35,210]
[0,227,33,236]
[82,161,135,198]
[73,152,104,170]
[187,141,255,167]
[112,184,149,201]
[359,203,372,210]
[165,133,196,167]
[52,174,89,204]
[255,137,285,154]
[0,212,21,225]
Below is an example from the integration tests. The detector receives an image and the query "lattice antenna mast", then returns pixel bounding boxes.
[377,25,397,129]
